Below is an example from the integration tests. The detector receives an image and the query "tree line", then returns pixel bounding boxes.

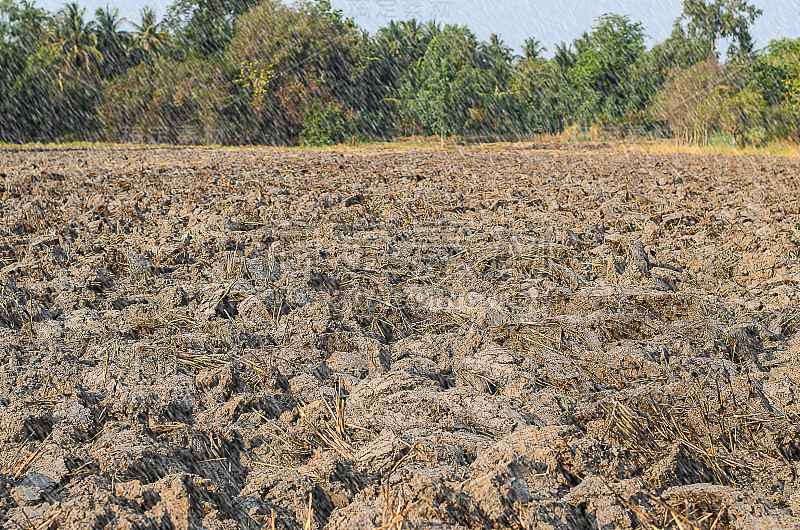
[0,0,798,146]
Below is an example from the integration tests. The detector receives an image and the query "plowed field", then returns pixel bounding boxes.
[2,144,800,529]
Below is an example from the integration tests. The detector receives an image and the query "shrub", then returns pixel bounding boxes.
[299,98,346,146]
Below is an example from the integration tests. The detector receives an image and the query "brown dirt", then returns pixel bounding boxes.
[1,144,800,529]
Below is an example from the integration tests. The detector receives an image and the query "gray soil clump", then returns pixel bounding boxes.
[1,144,800,529]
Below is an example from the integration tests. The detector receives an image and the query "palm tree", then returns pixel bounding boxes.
[5,0,50,49]
[51,2,102,76]
[371,18,433,90]
[93,6,129,77]
[93,6,126,39]
[421,19,440,42]
[400,19,430,60]
[132,6,169,56]
[572,31,591,56]
[479,33,513,89]
[523,37,546,60]
[552,42,576,82]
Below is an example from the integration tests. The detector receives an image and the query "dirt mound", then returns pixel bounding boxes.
[1,145,800,529]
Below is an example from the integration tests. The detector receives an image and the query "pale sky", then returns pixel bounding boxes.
[34,0,800,55]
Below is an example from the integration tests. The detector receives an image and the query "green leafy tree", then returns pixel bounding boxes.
[566,14,647,126]
[752,38,800,140]
[165,0,260,56]
[0,4,18,140]
[1,0,12,39]
[471,33,522,135]
[652,20,713,71]
[710,80,766,144]
[2,0,49,49]
[397,24,483,136]
[753,39,800,107]
[298,97,347,145]
[369,19,436,91]
[0,0,790,146]
[0,0,54,140]
[679,0,762,60]
[10,42,102,141]
[226,0,363,143]
[512,43,562,133]
[359,19,439,137]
